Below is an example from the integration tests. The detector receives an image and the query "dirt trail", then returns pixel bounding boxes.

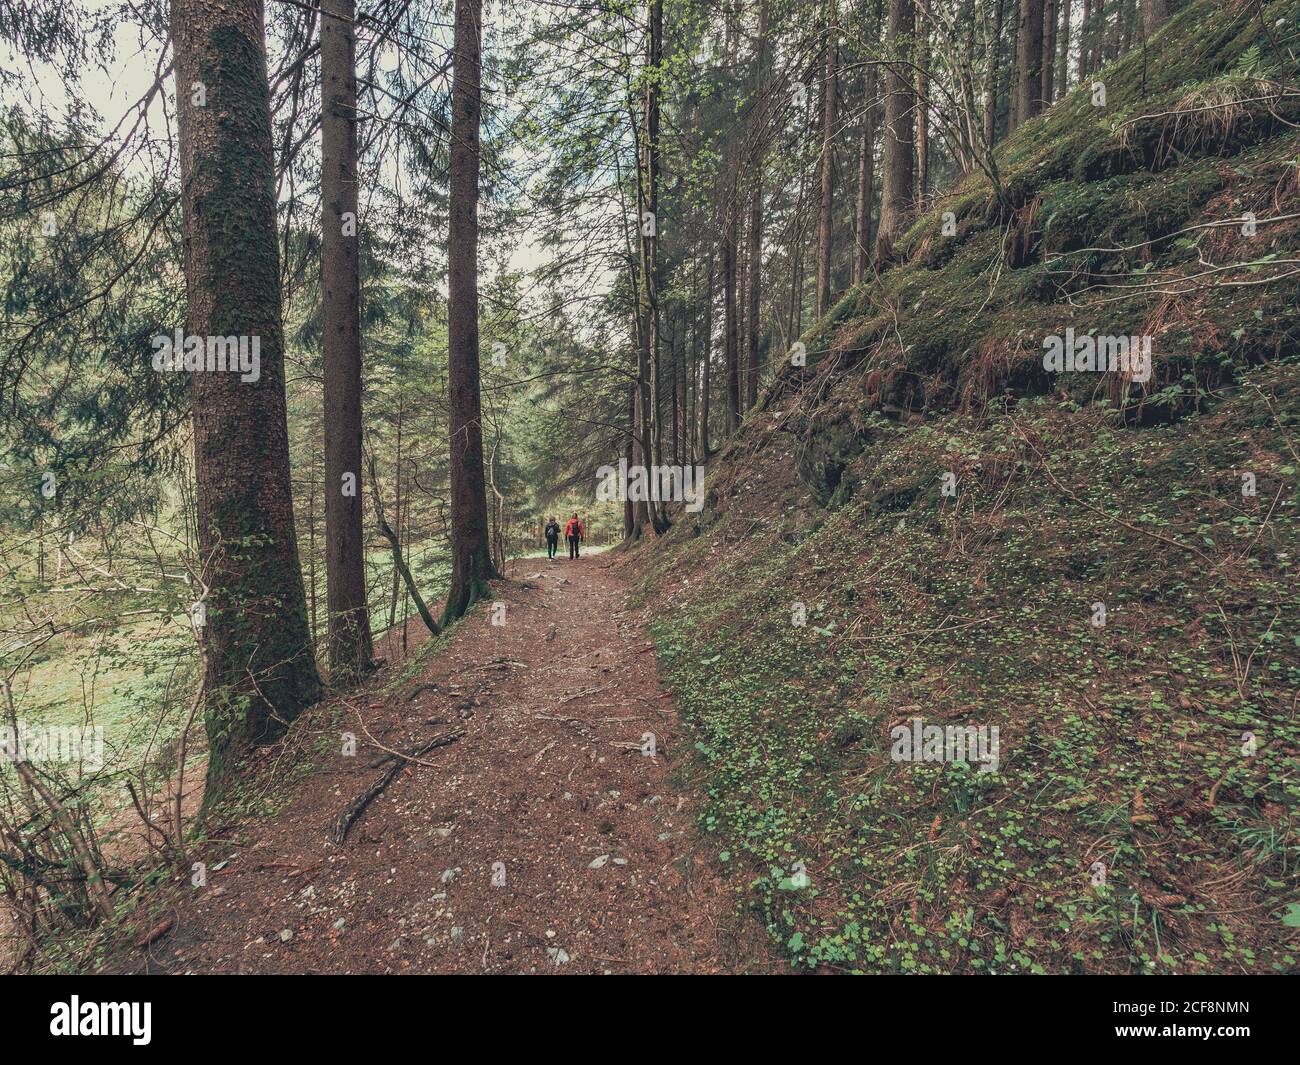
[145,554,739,973]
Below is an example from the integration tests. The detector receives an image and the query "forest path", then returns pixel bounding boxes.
[147,553,739,973]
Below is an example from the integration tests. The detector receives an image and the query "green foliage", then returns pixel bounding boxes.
[651,350,1299,971]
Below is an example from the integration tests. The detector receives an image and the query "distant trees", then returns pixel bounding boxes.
[170,0,321,802]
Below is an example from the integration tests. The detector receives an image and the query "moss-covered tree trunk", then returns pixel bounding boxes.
[170,0,321,805]
[321,0,374,683]
[442,0,499,625]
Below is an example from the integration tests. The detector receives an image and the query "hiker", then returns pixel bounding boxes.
[564,512,584,559]
[544,516,561,559]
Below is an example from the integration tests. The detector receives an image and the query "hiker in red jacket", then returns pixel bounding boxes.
[564,512,584,559]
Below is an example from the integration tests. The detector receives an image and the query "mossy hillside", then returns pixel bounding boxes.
[782,0,1300,429]
[650,362,1298,973]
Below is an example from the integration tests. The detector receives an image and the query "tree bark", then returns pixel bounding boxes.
[876,0,915,259]
[699,248,713,457]
[1011,0,1045,130]
[915,23,929,207]
[170,0,321,806]
[852,10,878,286]
[983,0,1006,147]
[1057,0,1071,96]
[623,382,636,538]
[723,195,741,432]
[321,0,373,683]
[442,0,498,624]
[815,0,838,315]
[638,0,668,531]
[1042,0,1057,104]
[1141,0,1166,38]
[744,0,768,410]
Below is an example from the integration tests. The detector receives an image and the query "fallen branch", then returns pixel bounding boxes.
[135,914,175,949]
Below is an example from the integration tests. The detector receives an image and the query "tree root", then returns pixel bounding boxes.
[330,728,465,845]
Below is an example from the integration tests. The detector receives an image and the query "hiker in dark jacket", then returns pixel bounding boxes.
[544,517,561,559]
[564,512,584,559]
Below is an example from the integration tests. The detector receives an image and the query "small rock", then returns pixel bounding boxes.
[588,854,610,869]
[279,929,293,942]
[547,947,570,967]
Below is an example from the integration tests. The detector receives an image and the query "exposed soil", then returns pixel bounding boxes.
[135,553,760,974]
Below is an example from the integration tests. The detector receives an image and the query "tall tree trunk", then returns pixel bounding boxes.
[876,0,915,259]
[815,0,838,315]
[983,0,1006,147]
[1057,0,1071,95]
[687,258,697,465]
[637,0,668,531]
[1141,0,1166,37]
[442,0,498,624]
[1012,0,1045,130]
[170,0,321,805]
[631,321,650,532]
[723,195,741,432]
[387,397,403,631]
[1042,0,1057,103]
[321,0,373,683]
[852,6,878,286]
[307,445,319,641]
[745,176,762,409]
[700,248,714,456]
[736,209,747,402]
[668,314,679,466]
[1081,0,1092,73]
[744,0,768,413]
[915,23,929,207]
[623,382,636,538]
